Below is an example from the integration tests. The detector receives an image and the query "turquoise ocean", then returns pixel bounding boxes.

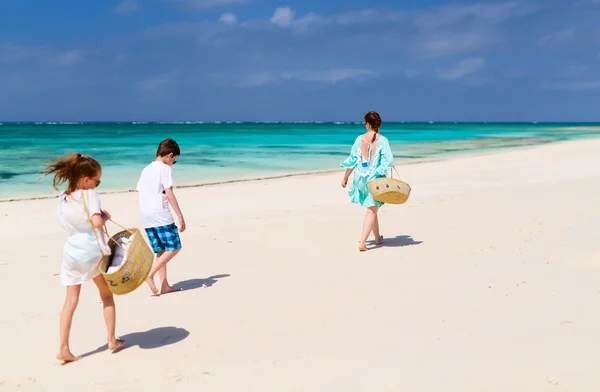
[1,122,599,200]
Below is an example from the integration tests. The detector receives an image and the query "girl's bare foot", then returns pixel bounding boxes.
[108,338,126,353]
[57,348,81,363]
[359,243,368,252]
[376,235,383,245]
[145,277,159,295]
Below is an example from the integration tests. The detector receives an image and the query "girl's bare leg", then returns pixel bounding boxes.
[93,275,125,352]
[57,284,82,362]
[359,206,379,251]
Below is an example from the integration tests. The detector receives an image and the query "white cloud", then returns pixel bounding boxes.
[115,53,129,64]
[436,57,486,81]
[281,69,376,84]
[563,64,589,78]
[269,7,320,29]
[51,50,83,66]
[404,70,422,78]
[138,69,179,91]
[239,68,376,87]
[142,2,539,59]
[270,7,295,27]
[0,43,40,64]
[409,2,538,57]
[113,0,141,14]
[543,80,600,91]
[539,28,576,45]
[0,43,83,67]
[328,2,533,29]
[238,72,278,87]
[414,1,534,31]
[169,0,250,10]
[219,13,238,25]
[335,9,404,25]
[418,32,497,57]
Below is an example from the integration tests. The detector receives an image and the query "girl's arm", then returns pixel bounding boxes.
[91,212,109,228]
[87,190,109,228]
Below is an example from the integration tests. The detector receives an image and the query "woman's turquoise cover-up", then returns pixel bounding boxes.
[340,135,394,208]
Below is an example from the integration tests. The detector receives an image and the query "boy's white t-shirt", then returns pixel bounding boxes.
[136,161,175,229]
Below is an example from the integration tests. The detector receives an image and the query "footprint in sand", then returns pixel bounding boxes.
[163,368,186,382]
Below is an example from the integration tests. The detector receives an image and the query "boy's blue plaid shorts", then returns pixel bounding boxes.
[145,223,182,254]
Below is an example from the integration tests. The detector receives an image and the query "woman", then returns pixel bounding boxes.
[42,153,125,362]
[341,111,394,251]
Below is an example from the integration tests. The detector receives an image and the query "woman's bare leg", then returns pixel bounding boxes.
[373,211,382,244]
[93,275,125,352]
[57,284,82,362]
[359,206,379,251]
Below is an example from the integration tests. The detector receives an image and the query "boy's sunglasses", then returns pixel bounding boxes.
[173,160,177,165]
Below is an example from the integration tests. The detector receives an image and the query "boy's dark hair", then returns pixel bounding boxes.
[156,138,180,157]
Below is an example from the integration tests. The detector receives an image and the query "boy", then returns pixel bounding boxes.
[136,138,186,295]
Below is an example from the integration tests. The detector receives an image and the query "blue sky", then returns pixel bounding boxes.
[0,0,598,122]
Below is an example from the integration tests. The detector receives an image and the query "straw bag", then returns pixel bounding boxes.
[82,191,154,295]
[368,166,411,204]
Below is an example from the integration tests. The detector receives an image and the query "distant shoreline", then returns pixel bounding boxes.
[0,139,581,203]
[2,158,451,203]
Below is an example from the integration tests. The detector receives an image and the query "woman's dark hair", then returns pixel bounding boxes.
[156,138,181,157]
[364,111,382,142]
[41,153,101,194]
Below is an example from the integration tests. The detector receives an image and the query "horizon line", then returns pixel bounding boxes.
[2,120,600,125]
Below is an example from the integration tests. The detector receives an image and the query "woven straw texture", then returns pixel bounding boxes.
[368,168,411,205]
[98,228,153,295]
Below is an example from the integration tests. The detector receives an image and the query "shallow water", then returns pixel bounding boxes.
[1,122,599,199]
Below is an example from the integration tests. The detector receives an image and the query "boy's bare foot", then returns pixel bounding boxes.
[57,348,82,363]
[108,338,126,353]
[376,235,383,245]
[359,243,368,252]
[160,285,183,295]
[145,277,159,295]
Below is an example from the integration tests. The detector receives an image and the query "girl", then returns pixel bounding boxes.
[42,153,125,362]
[340,111,394,251]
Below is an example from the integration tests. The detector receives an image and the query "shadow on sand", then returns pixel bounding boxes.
[81,326,190,358]
[173,274,231,292]
[367,235,423,248]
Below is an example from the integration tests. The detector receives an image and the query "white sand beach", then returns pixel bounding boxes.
[1,139,600,391]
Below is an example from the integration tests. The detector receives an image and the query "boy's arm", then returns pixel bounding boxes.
[165,187,186,232]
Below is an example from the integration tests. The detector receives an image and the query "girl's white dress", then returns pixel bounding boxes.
[57,190,110,286]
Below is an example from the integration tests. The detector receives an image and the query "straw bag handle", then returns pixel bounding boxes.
[388,166,402,179]
[81,190,132,252]
[81,190,112,256]
[108,218,135,236]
